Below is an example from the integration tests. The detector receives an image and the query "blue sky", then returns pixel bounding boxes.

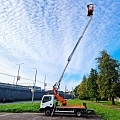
[0,0,120,91]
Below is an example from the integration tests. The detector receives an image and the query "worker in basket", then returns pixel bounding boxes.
[87,4,94,16]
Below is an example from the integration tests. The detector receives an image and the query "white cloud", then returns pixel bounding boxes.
[0,0,120,91]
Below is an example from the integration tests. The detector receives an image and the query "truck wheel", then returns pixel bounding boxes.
[76,110,81,117]
[45,109,51,116]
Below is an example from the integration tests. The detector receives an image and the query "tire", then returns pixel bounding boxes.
[45,109,51,116]
[76,110,82,117]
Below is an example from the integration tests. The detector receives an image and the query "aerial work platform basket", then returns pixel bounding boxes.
[87,4,94,16]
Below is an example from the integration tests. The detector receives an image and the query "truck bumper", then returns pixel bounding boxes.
[39,108,45,112]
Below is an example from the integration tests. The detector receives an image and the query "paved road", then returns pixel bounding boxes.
[0,113,103,120]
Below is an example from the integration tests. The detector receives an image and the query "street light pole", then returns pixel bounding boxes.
[13,76,16,85]
[34,68,37,87]
[32,68,37,103]
[64,84,67,99]
[44,74,48,90]
[16,63,23,85]
[17,65,20,76]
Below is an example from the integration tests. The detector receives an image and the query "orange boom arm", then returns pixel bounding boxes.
[53,87,67,106]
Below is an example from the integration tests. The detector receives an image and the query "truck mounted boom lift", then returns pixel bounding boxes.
[40,4,94,117]
[53,4,94,106]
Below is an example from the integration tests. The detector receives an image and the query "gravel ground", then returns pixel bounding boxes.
[0,113,103,120]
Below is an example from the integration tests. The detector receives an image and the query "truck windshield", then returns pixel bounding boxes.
[42,96,51,103]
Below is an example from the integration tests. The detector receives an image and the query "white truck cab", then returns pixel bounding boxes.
[40,94,94,117]
[40,95,55,116]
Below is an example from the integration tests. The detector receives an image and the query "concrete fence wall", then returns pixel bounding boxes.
[0,83,74,101]
[0,85,45,101]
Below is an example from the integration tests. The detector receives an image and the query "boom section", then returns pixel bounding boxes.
[54,16,93,91]
[53,4,94,106]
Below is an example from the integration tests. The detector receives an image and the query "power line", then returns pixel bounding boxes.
[21,77,34,82]
[18,83,34,85]
[0,72,16,77]
[0,71,52,86]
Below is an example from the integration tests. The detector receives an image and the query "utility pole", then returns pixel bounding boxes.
[13,76,16,85]
[16,63,23,85]
[72,87,74,99]
[64,85,67,99]
[33,68,37,87]
[32,68,37,103]
[44,74,48,90]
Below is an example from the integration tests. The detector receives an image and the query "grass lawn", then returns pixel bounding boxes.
[0,102,40,113]
[86,103,120,120]
[0,99,120,120]
[68,99,120,120]
[98,100,120,107]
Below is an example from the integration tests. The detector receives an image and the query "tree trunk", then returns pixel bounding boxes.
[112,96,115,105]
[92,97,93,102]
[96,98,99,103]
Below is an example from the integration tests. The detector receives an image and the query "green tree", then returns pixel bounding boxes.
[96,50,120,104]
[77,75,89,100]
[73,85,79,96]
[87,68,99,102]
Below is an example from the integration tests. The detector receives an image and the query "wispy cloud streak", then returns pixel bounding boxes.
[0,0,120,90]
